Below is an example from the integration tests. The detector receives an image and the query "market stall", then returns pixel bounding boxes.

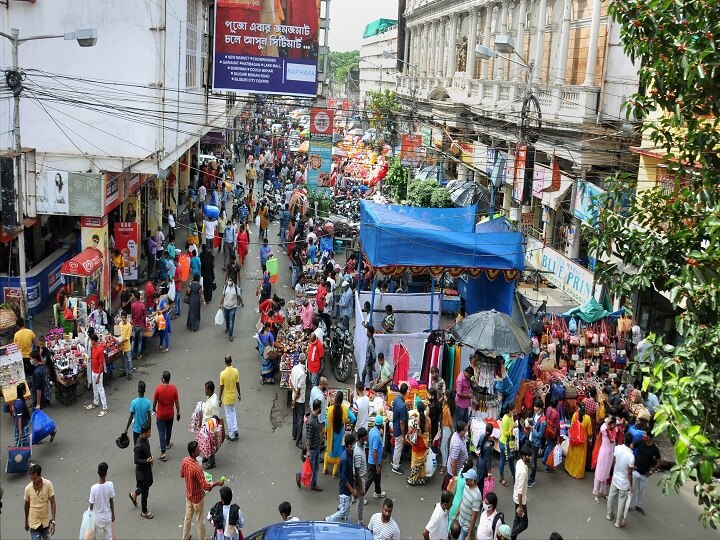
[1,344,29,408]
[355,201,525,388]
[60,247,105,321]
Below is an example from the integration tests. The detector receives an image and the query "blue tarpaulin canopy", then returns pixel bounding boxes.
[359,201,525,271]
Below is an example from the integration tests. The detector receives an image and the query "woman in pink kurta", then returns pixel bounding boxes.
[236,223,249,267]
[593,417,618,500]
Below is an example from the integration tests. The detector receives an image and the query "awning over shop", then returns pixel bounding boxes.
[201,131,225,146]
[61,247,103,277]
[540,179,573,210]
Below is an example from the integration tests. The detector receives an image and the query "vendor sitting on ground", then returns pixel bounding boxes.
[381,305,395,334]
[372,353,393,394]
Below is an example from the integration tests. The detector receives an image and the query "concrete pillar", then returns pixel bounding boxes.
[422,23,429,76]
[481,6,493,80]
[466,8,479,78]
[404,26,411,75]
[447,15,459,76]
[514,0,528,81]
[532,0,548,82]
[555,0,572,84]
[583,0,603,85]
[438,17,448,77]
[496,2,509,80]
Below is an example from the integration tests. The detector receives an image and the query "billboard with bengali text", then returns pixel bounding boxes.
[213,0,319,97]
[308,107,334,190]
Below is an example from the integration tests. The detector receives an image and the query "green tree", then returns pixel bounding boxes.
[329,50,359,86]
[384,158,409,201]
[588,0,720,528]
[366,89,402,146]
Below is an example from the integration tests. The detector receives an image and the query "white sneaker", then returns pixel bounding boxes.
[372,492,386,499]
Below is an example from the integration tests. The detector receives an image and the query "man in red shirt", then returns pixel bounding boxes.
[152,370,181,461]
[307,332,324,388]
[144,281,156,310]
[180,441,224,540]
[131,291,146,362]
[85,333,108,416]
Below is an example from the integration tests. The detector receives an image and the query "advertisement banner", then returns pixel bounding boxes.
[213,0,320,97]
[525,238,595,304]
[114,222,140,281]
[36,171,70,215]
[308,108,334,190]
[513,144,527,203]
[81,216,110,308]
[573,180,605,222]
[400,134,423,167]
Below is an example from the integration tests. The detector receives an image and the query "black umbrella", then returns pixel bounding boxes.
[450,309,532,356]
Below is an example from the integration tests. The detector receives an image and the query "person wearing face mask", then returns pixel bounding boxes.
[476,491,504,540]
[219,275,243,342]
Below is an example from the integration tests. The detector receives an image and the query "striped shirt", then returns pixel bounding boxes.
[305,412,323,450]
[368,513,401,540]
[457,484,482,529]
[180,456,212,504]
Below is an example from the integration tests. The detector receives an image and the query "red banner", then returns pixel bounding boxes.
[114,222,140,281]
[400,134,423,166]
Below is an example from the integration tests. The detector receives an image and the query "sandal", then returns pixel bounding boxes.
[261,379,265,385]
[85,404,97,410]
[500,478,509,487]
[141,512,154,519]
[98,410,109,417]
[129,492,137,507]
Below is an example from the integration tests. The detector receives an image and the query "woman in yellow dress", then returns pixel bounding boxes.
[323,391,356,477]
[564,403,593,479]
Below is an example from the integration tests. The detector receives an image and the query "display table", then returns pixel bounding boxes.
[55,374,80,406]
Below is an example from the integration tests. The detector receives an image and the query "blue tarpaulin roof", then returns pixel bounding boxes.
[359,201,525,270]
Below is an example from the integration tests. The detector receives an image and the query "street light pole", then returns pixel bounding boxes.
[0,27,98,319]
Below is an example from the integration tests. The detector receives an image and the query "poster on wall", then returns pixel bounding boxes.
[513,144,527,203]
[573,180,605,222]
[213,0,320,97]
[400,134,423,167]
[36,171,69,215]
[122,196,139,224]
[114,222,140,281]
[308,107,334,190]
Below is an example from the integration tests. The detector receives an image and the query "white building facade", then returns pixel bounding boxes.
[359,23,401,107]
[399,0,641,309]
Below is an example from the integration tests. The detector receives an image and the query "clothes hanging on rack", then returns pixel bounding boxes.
[444,343,455,390]
[393,344,410,385]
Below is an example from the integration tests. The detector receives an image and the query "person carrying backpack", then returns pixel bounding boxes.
[222,219,237,267]
[208,486,244,540]
[476,491,504,540]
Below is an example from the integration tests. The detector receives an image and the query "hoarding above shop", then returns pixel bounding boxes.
[213,0,320,97]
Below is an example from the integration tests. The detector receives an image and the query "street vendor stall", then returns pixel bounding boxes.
[1,344,29,409]
[44,327,87,406]
[60,247,105,321]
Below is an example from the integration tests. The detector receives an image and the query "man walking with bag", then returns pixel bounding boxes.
[222,219,237,267]
[219,274,243,342]
[219,355,241,441]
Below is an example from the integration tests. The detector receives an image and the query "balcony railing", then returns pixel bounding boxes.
[397,74,600,124]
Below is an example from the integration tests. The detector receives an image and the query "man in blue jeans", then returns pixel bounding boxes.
[297,399,323,492]
[326,433,357,522]
[528,398,547,488]
[130,291,146,362]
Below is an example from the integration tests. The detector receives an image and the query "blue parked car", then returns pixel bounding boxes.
[245,521,372,540]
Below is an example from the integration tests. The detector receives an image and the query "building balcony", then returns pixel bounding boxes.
[397,74,600,126]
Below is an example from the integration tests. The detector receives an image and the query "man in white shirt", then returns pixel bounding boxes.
[511,446,531,539]
[289,354,307,449]
[607,432,635,529]
[88,462,115,539]
[203,217,217,252]
[353,382,370,432]
[423,490,453,540]
[353,428,369,526]
[278,501,300,522]
[309,376,328,425]
[476,491,503,540]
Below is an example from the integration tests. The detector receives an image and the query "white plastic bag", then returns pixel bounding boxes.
[79,508,95,540]
[214,308,224,326]
[425,450,437,477]
[168,280,176,302]
[553,442,564,466]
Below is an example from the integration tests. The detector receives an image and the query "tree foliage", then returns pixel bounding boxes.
[384,158,409,201]
[408,178,452,208]
[366,89,403,146]
[329,50,359,85]
[588,0,720,528]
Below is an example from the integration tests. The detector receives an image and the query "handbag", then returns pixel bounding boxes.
[483,474,495,494]
[31,409,56,443]
[6,445,32,474]
[569,420,587,446]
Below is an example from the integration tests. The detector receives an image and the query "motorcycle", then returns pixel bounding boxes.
[326,325,354,382]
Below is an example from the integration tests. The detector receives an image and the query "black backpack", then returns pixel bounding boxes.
[492,512,505,533]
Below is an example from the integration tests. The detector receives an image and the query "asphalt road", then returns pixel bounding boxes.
[1,180,716,540]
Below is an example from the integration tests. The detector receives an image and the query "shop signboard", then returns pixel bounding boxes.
[525,238,595,304]
[36,171,70,215]
[114,222,140,281]
[400,134,423,167]
[573,180,605,222]
[212,0,320,97]
[0,250,70,316]
[513,144,527,202]
[81,215,110,308]
[308,108,334,190]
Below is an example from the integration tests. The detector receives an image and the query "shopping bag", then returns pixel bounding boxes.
[31,409,56,443]
[168,280,176,302]
[79,508,96,540]
[483,475,495,494]
[545,445,555,469]
[6,445,32,474]
[425,450,436,477]
[300,457,313,488]
[553,442,564,466]
[569,421,586,446]
[214,309,224,326]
